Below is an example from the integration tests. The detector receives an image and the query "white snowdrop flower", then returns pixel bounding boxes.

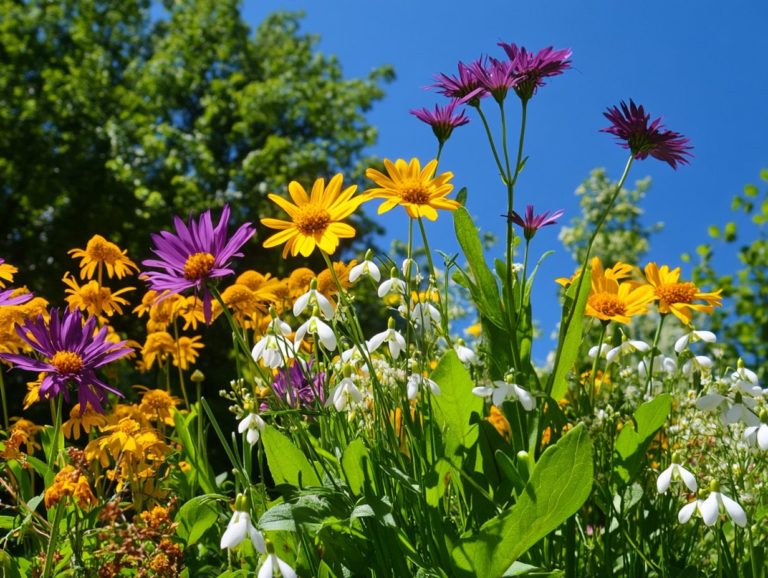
[731,361,762,396]
[682,355,713,376]
[378,276,406,299]
[588,343,610,359]
[293,284,335,319]
[368,320,406,359]
[606,340,650,365]
[252,333,295,368]
[638,355,677,380]
[401,257,417,278]
[678,482,747,527]
[327,376,363,412]
[238,413,266,446]
[349,254,381,284]
[697,391,760,427]
[295,315,337,351]
[657,462,697,494]
[674,330,717,354]
[341,343,369,367]
[453,341,479,365]
[473,379,535,411]
[411,302,441,332]
[407,374,441,400]
[744,419,768,450]
[220,508,265,552]
[258,541,296,578]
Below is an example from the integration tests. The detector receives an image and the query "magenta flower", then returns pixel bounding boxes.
[430,61,487,106]
[410,100,470,145]
[0,288,33,307]
[141,205,255,324]
[468,57,518,103]
[601,100,693,169]
[498,43,572,101]
[505,205,565,240]
[0,308,133,413]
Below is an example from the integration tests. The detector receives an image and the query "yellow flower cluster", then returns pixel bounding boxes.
[44,465,97,510]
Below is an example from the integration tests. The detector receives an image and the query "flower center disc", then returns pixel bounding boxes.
[400,184,431,205]
[51,351,84,375]
[656,282,697,304]
[183,252,215,281]
[588,293,626,317]
[295,207,331,236]
[86,236,121,262]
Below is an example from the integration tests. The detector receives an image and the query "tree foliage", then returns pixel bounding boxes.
[0,0,392,295]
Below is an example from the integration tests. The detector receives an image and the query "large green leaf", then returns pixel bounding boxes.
[341,438,370,497]
[548,267,592,400]
[614,394,672,484]
[451,424,593,578]
[175,495,223,546]
[262,425,320,487]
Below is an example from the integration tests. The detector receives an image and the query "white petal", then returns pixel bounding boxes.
[348,263,364,283]
[316,320,337,351]
[367,262,381,282]
[377,279,392,298]
[606,346,621,365]
[678,501,697,524]
[367,331,387,353]
[407,378,419,400]
[695,330,717,344]
[426,378,441,396]
[674,334,690,354]
[258,555,274,578]
[513,385,535,411]
[251,339,266,361]
[238,414,253,433]
[220,513,247,549]
[678,466,698,492]
[472,386,492,398]
[700,493,720,526]
[629,340,650,352]
[248,526,266,553]
[720,493,747,527]
[758,424,768,450]
[656,466,673,494]
[293,292,310,317]
[492,386,510,408]
[275,555,298,578]
[696,394,726,412]
[246,427,260,446]
[316,293,335,319]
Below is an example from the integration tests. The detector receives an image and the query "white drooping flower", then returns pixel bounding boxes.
[378,275,406,299]
[453,340,479,365]
[252,330,295,369]
[368,324,407,359]
[678,483,747,528]
[407,374,441,400]
[697,386,761,426]
[293,284,335,320]
[472,379,535,411]
[410,301,441,334]
[656,462,697,494]
[220,509,265,551]
[327,376,364,412]
[606,340,650,365]
[744,422,768,450]
[588,343,610,359]
[638,354,677,380]
[238,413,266,446]
[349,253,381,284]
[258,541,297,578]
[295,315,337,351]
[731,361,762,396]
[674,330,717,354]
[682,355,714,376]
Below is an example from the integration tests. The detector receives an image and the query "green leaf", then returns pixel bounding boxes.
[175,495,223,546]
[451,425,593,578]
[613,394,672,484]
[173,407,217,494]
[262,425,320,487]
[724,221,737,242]
[503,562,564,577]
[708,225,720,238]
[341,438,370,496]
[456,186,468,206]
[548,267,592,400]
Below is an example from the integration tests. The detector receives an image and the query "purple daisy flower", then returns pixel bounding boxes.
[0,288,33,307]
[410,100,470,145]
[0,308,132,413]
[498,43,573,101]
[263,360,326,410]
[467,57,518,103]
[430,61,487,106]
[601,100,693,169]
[141,205,255,324]
[504,205,565,240]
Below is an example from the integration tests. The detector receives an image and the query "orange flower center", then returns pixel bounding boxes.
[51,351,84,375]
[294,206,331,236]
[86,236,122,263]
[656,282,697,304]
[588,293,626,318]
[183,252,215,281]
[400,184,431,205]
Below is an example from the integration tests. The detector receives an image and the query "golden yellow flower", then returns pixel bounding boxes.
[585,257,655,324]
[288,267,316,299]
[464,322,481,338]
[262,174,366,257]
[68,234,139,280]
[0,418,43,459]
[364,158,458,221]
[0,293,48,356]
[0,259,17,288]
[23,373,44,409]
[85,417,170,469]
[63,273,134,319]
[486,405,511,442]
[173,336,203,370]
[177,296,207,331]
[137,387,180,426]
[44,465,97,510]
[644,262,723,324]
[134,290,182,331]
[214,283,266,329]
[317,260,356,295]
[141,331,176,371]
[62,403,107,440]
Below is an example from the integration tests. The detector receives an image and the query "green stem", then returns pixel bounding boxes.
[42,501,64,578]
[590,322,608,410]
[435,141,444,164]
[517,237,531,322]
[172,320,190,409]
[475,104,507,183]
[645,314,667,396]
[416,216,452,346]
[47,395,63,472]
[0,370,8,431]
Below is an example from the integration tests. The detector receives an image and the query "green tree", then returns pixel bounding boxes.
[0,0,392,296]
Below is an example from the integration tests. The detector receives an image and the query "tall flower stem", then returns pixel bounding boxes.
[417,216,452,346]
[172,320,190,409]
[475,104,508,184]
[645,314,667,396]
[42,501,64,578]
[517,237,531,322]
[590,322,609,410]
[0,371,8,430]
[47,395,63,471]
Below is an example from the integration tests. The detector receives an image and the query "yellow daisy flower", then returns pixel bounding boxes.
[0,258,17,288]
[364,158,458,221]
[137,387,180,426]
[141,331,176,371]
[172,335,204,370]
[317,260,356,296]
[288,267,316,299]
[68,234,139,280]
[585,257,655,324]
[644,262,723,324]
[62,403,108,440]
[262,174,366,257]
[63,273,134,318]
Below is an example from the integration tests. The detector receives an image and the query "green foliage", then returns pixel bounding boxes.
[262,425,320,487]
[559,168,662,264]
[613,394,672,484]
[0,0,392,295]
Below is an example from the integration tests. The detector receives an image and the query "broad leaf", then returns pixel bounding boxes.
[262,425,320,487]
[341,438,370,497]
[175,495,223,546]
[614,394,672,484]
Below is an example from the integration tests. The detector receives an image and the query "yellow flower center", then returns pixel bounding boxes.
[295,206,331,236]
[86,236,122,263]
[400,184,431,205]
[183,252,215,281]
[51,351,84,375]
[656,282,697,304]
[588,293,626,318]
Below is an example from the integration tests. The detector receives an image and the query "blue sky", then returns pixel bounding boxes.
[244,1,767,359]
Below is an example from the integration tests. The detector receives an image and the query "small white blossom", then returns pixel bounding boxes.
[378,277,406,298]
[327,377,364,411]
[638,355,677,380]
[588,344,610,359]
[238,413,266,446]
[252,333,295,368]
[731,364,762,396]
[258,553,297,578]
[744,422,768,450]
[368,328,406,359]
[220,510,265,551]
[657,463,697,494]
[407,374,441,400]
[674,330,717,354]
[472,380,535,411]
[606,340,650,365]
[349,259,381,283]
[682,355,713,376]
[295,316,337,351]
[293,287,335,319]
[678,487,747,527]
[454,343,479,365]
[411,302,441,333]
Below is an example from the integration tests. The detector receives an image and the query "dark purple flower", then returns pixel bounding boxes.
[410,100,470,144]
[0,308,133,413]
[601,100,693,169]
[0,288,33,307]
[263,360,326,410]
[430,61,487,106]
[141,205,255,324]
[498,43,572,101]
[504,205,565,240]
[467,57,518,103]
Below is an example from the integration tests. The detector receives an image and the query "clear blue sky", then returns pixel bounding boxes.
[245,1,767,360]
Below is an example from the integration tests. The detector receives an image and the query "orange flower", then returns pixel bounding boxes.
[644,262,722,324]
